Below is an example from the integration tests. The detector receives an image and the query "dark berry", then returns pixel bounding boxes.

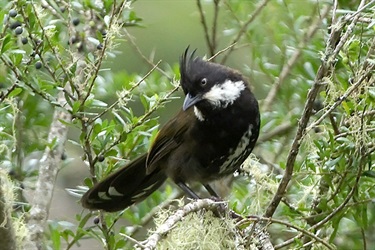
[314,127,321,133]
[9,9,18,18]
[21,37,28,45]
[98,155,105,162]
[61,152,67,160]
[59,6,66,13]
[35,61,42,69]
[93,217,100,224]
[15,26,23,35]
[97,43,103,50]
[35,39,42,45]
[72,18,80,26]
[10,21,21,29]
[68,36,78,45]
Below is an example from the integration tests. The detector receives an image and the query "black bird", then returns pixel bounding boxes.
[81,48,260,212]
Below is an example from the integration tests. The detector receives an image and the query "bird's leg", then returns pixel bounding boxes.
[204,183,242,220]
[177,182,241,219]
[203,184,220,198]
[176,182,201,199]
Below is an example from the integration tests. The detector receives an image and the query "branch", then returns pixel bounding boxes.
[220,0,271,64]
[242,222,274,250]
[90,61,163,123]
[263,2,367,218]
[307,16,375,131]
[262,5,331,111]
[25,91,72,250]
[275,154,365,249]
[196,0,213,56]
[0,84,18,103]
[241,216,335,250]
[210,0,220,58]
[306,65,374,132]
[123,29,172,80]
[127,191,183,237]
[207,43,236,62]
[141,199,225,250]
[0,171,17,250]
[257,121,295,144]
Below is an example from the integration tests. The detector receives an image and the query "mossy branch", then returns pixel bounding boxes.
[0,171,17,250]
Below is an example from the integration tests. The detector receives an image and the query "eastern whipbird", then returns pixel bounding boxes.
[81,48,260,212]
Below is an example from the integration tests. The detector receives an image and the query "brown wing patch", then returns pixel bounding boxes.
[146,109,193,174]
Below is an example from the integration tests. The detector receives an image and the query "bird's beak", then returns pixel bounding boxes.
[183,93,202,111]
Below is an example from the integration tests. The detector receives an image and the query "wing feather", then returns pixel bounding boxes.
[146,108,194,173]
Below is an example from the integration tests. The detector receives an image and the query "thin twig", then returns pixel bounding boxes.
[127,191,183,237]
[263,5,344,218]
[220,0,271,64]
[80,1,126,106]
[210,0,220,58]
[120,233,146,248]
[89,60,162,124]
[257,121,294,144]
[197,0,213,55]
[123,28,171,80]
[240,216,334,250]
[276,155,365,249]
[0,84,18,103]
[27,4,76,101]
[98,85,180,160]
[306,66,374,132]
[263,0,372,218]
[207,43,236,62]
[262,5,330,111]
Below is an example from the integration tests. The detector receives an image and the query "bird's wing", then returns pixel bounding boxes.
[146,108,192,174]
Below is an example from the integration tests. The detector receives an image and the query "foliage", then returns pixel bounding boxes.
[0,0,374,249]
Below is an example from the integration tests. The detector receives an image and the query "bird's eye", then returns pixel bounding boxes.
[200,78,207,86]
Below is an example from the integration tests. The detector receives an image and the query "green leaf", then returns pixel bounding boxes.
[362,170,375,178]
[91,99,108,107]
[325,156,342,169]
[84,177,94,188]
[72,101,81,113]
[1,34,12,53]
[93,123,102,136]
[105,149,118,157]
[49,225,61,250]
[8,87,23,97]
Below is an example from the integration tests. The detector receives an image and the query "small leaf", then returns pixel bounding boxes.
[8,87,22,97]
[84,177,94,187]
[362,170,375,178]
[91,99,108,107]
[1,34,12,53]
[87,36,99,46]
[72,101,81,113]
[105,149,118,157]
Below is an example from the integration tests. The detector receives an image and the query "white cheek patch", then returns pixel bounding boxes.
[203,80,245,108]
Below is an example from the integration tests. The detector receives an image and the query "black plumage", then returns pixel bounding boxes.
[81,48,260,212]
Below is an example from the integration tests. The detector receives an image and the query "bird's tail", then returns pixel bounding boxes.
[81,154,167,212]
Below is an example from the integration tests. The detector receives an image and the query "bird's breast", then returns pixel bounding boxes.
[216,123,255,175]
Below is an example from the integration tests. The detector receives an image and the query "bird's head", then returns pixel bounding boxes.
[179,48,247,114]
